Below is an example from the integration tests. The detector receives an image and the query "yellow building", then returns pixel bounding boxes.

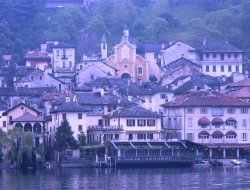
[105,29,148,82]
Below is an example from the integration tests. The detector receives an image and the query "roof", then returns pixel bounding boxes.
[226,78,250,88]
[3,103,41,115]
[0,87,57,97]
[12,112,45,122]
[51,102,89,113]
[169,74,229,95]
[127,82,172,96]
[101,33,107,43]
[75,92,134,106]
[0,101,8,111]
[25,51,51,61]
[197,41,243,53]
[162,91,250,107]
[162,58,201,76]
[223,86,250,98]
[105,105,160,118]
[2,55,12,61]
[52,42,75,49]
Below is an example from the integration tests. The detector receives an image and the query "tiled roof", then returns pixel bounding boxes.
[170,74,229,95]
[0,87,57,97]
[0,101,7,111]
[197,41,243,53]
[105,105,160,118]
[3,103,41,115]
[226,78,250,88]
[52,42,75,48]
[162,58,201,76]
[162,91,250,107]
[25,51,51,60]
[2,55,12,61]
[42,93,73,101]
[51,102,89,113]
[75,92,134,106]
[128,82,172,95]
[223,86,250,98]
[12,112,45,122]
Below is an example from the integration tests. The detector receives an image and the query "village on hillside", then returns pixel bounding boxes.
[1,27,250,168]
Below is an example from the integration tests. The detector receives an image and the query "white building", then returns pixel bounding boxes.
[161,91,250,159]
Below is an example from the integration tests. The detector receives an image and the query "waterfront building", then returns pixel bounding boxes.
[161,91,250,159]
[24,50,51,71]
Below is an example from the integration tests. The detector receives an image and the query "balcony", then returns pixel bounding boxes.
[198,124,237,130]
[87,125,123,131]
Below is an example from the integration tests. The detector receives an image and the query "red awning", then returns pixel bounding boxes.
[225,117,237,123]
[212,130,224,136]
[198,117,210,125]
[212,117,224,123]
[198,131,210,136]
[226,131,237,136]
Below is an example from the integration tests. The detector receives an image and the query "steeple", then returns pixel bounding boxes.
[101,33,107,60]
[122,25,129,41]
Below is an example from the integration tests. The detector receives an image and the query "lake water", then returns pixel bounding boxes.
[1,166,250,189]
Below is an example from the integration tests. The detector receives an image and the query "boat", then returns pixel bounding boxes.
[231,159,241,165]
[209,159,223,166]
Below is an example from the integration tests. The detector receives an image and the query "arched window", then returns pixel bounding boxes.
[24,123,32,132]
[33,123,42,133]
[15,123,23,129]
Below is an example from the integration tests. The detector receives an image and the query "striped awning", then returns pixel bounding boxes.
[225,117,237,123]
[226,131,237,136]
[198,131,210,136]
[198,117,210,125]
[212,131,224,136]
[212,117,224,123]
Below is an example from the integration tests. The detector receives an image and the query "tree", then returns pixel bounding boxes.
[146,17,169,42]
[78,132,87,146]
[0,129,8,161]
[54,119,78,152]
[5,61,16,87]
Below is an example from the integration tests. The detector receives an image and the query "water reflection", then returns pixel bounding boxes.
[1,167,250,189]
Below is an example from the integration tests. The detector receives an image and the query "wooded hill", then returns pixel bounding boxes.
[1,0,250,64]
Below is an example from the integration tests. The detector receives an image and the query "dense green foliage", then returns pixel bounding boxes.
[1,0,250,62]
[54,119,78,152]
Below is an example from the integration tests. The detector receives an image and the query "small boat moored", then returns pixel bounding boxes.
[231,159,241,165]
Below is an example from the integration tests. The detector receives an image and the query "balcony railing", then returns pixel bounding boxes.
[198,124,237,130]
[87,125,123,131]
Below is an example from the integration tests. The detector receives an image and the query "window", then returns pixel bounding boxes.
[228,65,232,72]
[187,108,194,114]
[199,135,209,139]
[213,53,216,58]
[137,119,146,126]
[212,134,223,139]
[241,108,248,114]
[63,61,66,68]
[200,107,207,114]
[206,53,209,58]
[137,67,143,75]
[242,133,247,140]
[206,66,209,72]
[243,119,247,128]
[227,108,235,114]
[221,66,224,72]
[228,53,231,58]
[3,121,6,128]
[137,133,146,140]
[213,66,216,72]
[221,53,224,60]
[62,113,67,120]
[78,125,82,131]
[128,134,133,140]
[234,53,238,58]
[115,134,119,140]
[154,53,158,59]
[78,113,82,119]
[147,133,153,139]
[39,76,43,80]
[127,119,135,126]
[103,43,106,50]
[160,94,166,99]
[147,119,156,126]
[90,74,94,80]
[188,118,193,127]
[80,65,83,70]
[236,65,239,72]
[9,116,12,122]
[56,50,59,56]
[187,133,194,141]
